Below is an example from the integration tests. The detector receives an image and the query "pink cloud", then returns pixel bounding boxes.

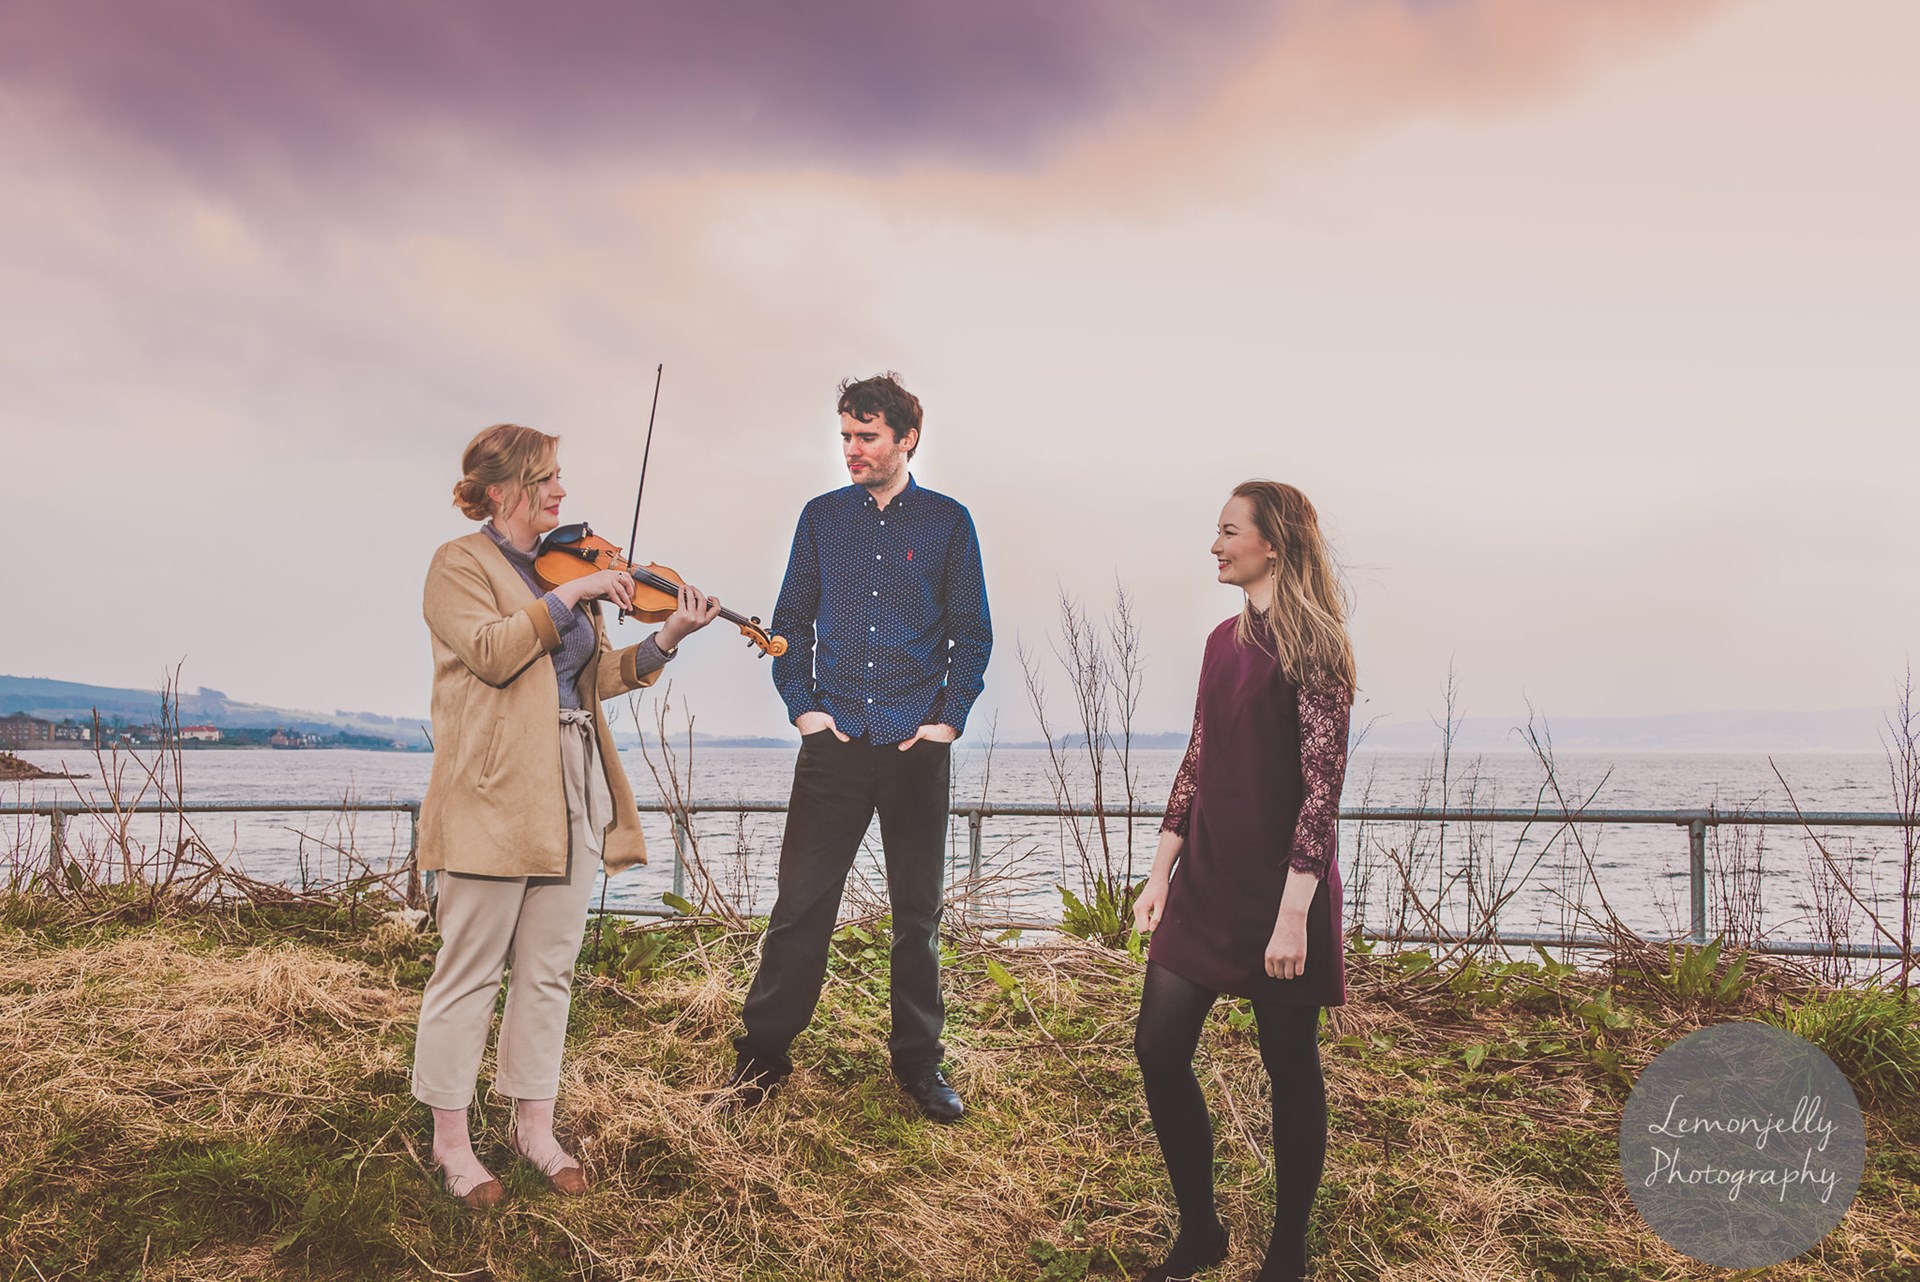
[982,0,1744,206]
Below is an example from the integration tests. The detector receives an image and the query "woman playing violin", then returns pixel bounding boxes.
[413,422,720,1208]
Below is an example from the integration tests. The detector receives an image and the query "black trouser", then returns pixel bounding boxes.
[736,730,951,1076]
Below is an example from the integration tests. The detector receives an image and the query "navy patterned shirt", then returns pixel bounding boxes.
[770,475,992,744]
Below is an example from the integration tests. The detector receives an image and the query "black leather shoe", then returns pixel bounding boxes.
[896,1067,965,1122]
[708,1058,787,1111]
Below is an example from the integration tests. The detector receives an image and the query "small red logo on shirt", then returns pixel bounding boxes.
[906,550,914,560]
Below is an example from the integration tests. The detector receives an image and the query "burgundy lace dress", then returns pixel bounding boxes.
[1149,615,1352,1006]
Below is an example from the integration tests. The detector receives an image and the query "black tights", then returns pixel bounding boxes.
[1133,963,1327,1282]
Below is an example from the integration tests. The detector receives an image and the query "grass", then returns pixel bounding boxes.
[0,892,1916,1281]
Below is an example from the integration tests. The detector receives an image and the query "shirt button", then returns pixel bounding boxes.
[867,697,874,703]
[875,554,882,560]
[871,590,878,596]
[870,626,876,632]
[868,662,874,667]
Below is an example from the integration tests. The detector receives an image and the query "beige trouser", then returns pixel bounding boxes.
[411,709,613,1109]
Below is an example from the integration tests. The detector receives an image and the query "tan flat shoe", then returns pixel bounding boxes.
[542,1162,590,1196]
[517,1144,591,1195]
[444,1171,506,1210]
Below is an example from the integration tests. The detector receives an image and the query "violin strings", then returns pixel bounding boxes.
[554,542,772,646]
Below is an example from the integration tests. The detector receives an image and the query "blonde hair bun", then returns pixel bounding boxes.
[453,423,559,522]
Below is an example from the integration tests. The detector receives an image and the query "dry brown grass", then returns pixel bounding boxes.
[2,931,410,1151]
[0,910,1915,1281]
[1307,950,1920,1281]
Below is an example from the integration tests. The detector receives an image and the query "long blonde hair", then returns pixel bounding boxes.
[452,423,559,522]
[1231,480,1357,694]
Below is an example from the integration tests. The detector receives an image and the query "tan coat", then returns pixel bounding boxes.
[418,532,661,877]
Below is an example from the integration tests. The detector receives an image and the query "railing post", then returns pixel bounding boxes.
[1689,817,1708,945]
[48,806,66,884]
[405,804,422,908]
[670,811,688,905]
[967,809,983,882]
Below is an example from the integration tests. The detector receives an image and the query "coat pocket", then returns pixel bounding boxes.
[476,716,508,790]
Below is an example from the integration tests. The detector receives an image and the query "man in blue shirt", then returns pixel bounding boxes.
[729,373,992,1121]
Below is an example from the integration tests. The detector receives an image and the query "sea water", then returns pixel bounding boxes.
[4,747,1908,951]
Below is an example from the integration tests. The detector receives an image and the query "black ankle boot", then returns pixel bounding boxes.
[1134,1223,1228,1281]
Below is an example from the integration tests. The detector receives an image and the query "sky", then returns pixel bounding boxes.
[1,0,1914,742]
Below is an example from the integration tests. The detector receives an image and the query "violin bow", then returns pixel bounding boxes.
[619,363,665,626]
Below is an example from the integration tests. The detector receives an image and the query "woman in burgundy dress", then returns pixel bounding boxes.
[1130,480,1355,1282]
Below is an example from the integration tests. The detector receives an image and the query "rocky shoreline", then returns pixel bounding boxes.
[0,752,80,781]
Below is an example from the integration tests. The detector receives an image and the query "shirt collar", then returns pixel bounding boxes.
[854,473,918,512]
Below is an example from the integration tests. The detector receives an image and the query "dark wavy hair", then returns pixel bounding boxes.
[836,372,923,458]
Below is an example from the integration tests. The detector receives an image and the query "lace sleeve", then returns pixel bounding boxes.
[1160,691,1204,836]
[1287,677,1352,876]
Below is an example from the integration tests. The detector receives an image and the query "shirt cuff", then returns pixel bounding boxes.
[524,599,564,652]
[540,592,572,640]
[931,698,970,738]
[630,633,671,680]
[783,692,824,724]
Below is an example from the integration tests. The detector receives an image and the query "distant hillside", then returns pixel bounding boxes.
[1006,711,1890,754]
[997,732,1191,751]
[0,675,424,741]
[0,674,792,749]
[5,676,1891,753]
[1356,707,1890,753]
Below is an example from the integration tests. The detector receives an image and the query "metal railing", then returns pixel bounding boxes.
[3,799,1911,960]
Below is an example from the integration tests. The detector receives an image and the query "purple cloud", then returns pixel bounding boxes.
[0,0,1283,182]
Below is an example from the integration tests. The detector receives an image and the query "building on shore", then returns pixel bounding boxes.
[179,724,223,743]
[0,713,45,748]
[0,713,93,748]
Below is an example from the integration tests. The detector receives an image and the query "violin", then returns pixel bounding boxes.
[534,522,787,659]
